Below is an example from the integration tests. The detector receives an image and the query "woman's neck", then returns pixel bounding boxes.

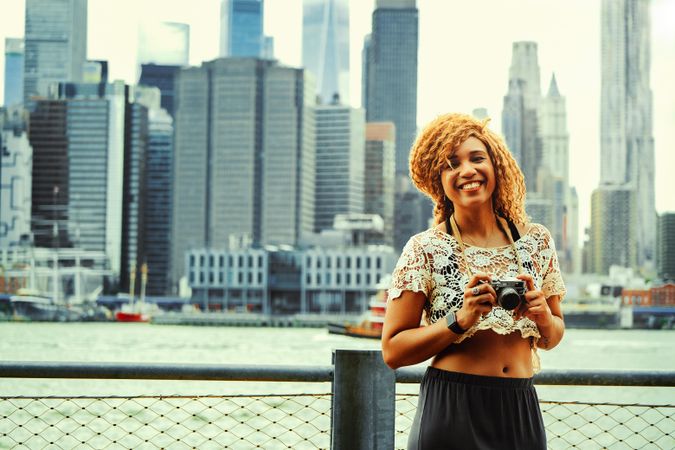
[452,205,499,239]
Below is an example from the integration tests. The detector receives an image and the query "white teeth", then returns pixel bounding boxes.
[460,182,481,190]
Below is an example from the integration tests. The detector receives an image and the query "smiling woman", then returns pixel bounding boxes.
[382,113,566,449]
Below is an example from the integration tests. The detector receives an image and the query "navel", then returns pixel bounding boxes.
[502,366,509,374]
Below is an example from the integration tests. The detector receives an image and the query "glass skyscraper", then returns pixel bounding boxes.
[3,39,24,107]
[23,0,87,103]
[363,0,418,176]
[219,0,264,57]
[302,0,350,105]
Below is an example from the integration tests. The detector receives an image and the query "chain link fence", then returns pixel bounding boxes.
[2,391,673,449]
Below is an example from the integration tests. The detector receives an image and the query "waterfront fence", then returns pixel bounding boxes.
[1,350,674,449]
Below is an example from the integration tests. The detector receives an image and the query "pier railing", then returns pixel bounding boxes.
[1,350,674,449]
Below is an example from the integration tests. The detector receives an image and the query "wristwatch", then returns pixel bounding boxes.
[445,311,466,334]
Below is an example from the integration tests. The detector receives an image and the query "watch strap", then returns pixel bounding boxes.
[446,312,466,334]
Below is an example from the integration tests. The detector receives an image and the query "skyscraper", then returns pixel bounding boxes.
[29,81,128,275]
[135,87,174,295]
[219,0,264,57]
[314,104,365,232]
[23,0,87,103]
[137,21,190,67]
[139,64,181,118]
[364,122,395,246]
[363,0,418,175]
[4,39,24,107]
[590,185,637,275]
[172,58,315,286]
[502,42,542,193]
[600,0,655,268]
[302,0,350,105]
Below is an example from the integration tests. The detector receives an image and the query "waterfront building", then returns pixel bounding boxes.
[28,81,129,276]
[186,244,396,315]
[501,42,541,193]
[600,0,655,268]
[135,88,174,296]
[363,0,418,176]
[0,108,32,246]
[172,58,315,287]
[364,122,395,246]
[314,104,365,232]
[219,0,264,57]
[138,64,181,118]
[4,39,24,107]
[137,21,189,66]
[657,213,675,281]
[589,185,637,275]
[302,0,350,104]
[23,0,87,103]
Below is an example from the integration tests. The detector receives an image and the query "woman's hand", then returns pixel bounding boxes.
[514,274,554,327]
[457,273,497,330]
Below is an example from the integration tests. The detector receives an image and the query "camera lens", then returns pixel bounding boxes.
[497,288,521,310]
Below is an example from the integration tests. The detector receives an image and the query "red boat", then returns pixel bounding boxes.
[328,288,387,339]
[115,310,150,322]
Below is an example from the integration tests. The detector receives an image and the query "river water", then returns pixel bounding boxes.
[1,323,674,404]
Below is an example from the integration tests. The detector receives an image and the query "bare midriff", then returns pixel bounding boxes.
[431,329,533,378]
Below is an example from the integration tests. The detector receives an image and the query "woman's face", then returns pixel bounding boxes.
[440,136,497,212]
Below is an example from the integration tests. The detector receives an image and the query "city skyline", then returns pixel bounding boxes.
[1,0,674,239]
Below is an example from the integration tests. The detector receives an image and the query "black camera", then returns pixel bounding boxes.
[487,279,527,310]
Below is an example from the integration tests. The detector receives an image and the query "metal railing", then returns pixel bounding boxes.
[1,351,674,449]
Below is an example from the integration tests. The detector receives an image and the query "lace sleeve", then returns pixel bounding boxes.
[387,235,432,302]
[538,226,567,300]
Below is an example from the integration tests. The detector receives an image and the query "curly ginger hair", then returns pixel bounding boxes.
[409,113,529,226]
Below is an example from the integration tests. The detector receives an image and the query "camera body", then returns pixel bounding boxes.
[487,278,527,311]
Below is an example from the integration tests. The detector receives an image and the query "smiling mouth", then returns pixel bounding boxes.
[458,181,483,191]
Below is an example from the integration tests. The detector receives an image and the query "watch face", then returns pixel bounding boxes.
[446,311,456,328]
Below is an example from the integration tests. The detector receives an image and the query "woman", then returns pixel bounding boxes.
[382,113,566,450]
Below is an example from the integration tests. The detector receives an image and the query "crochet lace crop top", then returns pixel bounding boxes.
[388,223,566,346]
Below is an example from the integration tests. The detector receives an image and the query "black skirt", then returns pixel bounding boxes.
[407,367,547,450]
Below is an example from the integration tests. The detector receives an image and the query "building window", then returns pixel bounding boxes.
[200,272,204,283]
[189,272,194,284]
[346,258,351,269]
[258,272,263,284]
[317,258,322,268]
[346,273,351,284]
[376,274,381,284]
[209,272,214,284]
[239,255,244,266]
[190,255,195,267]
[327,258,331,268]
[219,272,224,284]
[248,272,253,284]
[228,255,233,267]
[326,273,331,284]
[306,274,311,284]
[366,257,371,269]
[336,273,341,284]
[356,274,361,285]
[248,256,253,267]
[376,257,381,269]
[258,256,263,267]
[200,255,205,266]
[238,272,243,284]
[219,256,225,267]
[356,258,361,269]
[317,274,321,285]
[306,256,311,267]
[209,255,214,266]
[337,258,341,269]
[366,273,371,285]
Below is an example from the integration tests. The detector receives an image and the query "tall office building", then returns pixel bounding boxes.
[4,39,24,107]
[364,122,395,246]
[302,0,350,104]
[134,87,174,295]
[139,64,181,118]
[600,0,655,268]
[539,73,578,272]
[0,108,32,246]
[29,81,128,275]
[23,0,87,103]
[502,42,541,193]
[589,185,637,275]
[137,21,190,67]
[120,100,149,294]
[172,58,315,285]
[657,213,675,281]
[314,104,365,232]
[219,0,264,57]
[363,0,418,175]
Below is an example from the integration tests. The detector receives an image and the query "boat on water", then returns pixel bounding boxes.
[115,263,151,323]
[328,289,387,339]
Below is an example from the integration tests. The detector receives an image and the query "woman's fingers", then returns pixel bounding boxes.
[516,273,536,291]
[467,273,491,288]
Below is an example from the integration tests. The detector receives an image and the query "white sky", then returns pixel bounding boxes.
[1,0,674,239]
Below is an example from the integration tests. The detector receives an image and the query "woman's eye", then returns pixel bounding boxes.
[472,157,485,163]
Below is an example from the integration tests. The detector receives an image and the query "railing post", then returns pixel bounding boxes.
[331,349,396,450]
